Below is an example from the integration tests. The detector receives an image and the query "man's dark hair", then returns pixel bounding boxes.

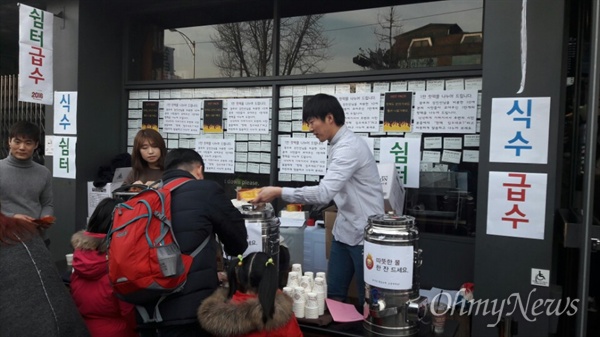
[87,197,120,235]
[302,93,345,126]
[9,121,40,143]
[165,148,205,172]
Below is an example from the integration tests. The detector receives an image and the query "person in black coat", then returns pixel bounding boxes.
[137,148,248,337]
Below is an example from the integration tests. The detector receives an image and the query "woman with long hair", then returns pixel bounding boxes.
[123,128,167,186]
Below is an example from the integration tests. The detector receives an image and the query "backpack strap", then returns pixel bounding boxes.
[161,177,192,192]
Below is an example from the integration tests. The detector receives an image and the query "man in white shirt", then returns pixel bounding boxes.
[253,94,384,306]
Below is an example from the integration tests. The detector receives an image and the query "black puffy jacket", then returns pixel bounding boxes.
[141,169,248,326]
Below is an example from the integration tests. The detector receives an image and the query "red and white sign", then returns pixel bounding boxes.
[486,171,547,240]
[19,4,53,105]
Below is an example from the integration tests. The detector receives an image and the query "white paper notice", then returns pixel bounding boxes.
[423,137,442,149]
[163,100,201,134]
[412,90,478,133]
[487,171,547,240]
[464,134,480,147]
[280,138,327,175]
[408,80,426,91]
[441,150,462,164]
[364,242,413,290]
[489,97,551,164]
[335,93,380,132]
[426,80,445,91]
[445,78,465,90]
[379,137,421,188]
[226,98,269,134]
[443,137,462,150]
[390,81,408,92]
[463,150,479,162]
[195,138,235,173]
[422,151,441,163]
[53,136,77,179]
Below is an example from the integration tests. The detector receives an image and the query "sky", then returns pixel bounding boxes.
[164,0,484,78]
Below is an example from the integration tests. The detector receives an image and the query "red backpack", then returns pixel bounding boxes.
[107,177,209,322]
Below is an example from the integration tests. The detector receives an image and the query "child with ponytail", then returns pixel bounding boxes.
[198,252,303,337]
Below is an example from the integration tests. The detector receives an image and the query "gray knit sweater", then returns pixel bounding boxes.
[0,154,53,218]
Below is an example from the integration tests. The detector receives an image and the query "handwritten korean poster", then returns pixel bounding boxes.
[486,171,547,240]
[412,90,478,133]
[335,93,380,132]
[195,139,235,173]
[379,136,422,188]
[489,97,550,164]
[163,100,202,134]
[227,98,270,134]
[280,138,327,175]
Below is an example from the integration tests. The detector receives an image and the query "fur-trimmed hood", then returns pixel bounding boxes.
[70,231,108,280]
[198,288,294,336]
[71,230,107,252]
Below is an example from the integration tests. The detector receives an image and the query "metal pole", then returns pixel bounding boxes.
[578,0,600,335]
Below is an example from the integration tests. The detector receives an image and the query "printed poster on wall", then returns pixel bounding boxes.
[163,100,202,134]
[384,92,412,132]
[53,136,76,179]
[379,136,422,188]
[142,101,159,131]
[19,4,53,104]
[489,97,550,164]
[280,138,327,175]
[412,90,478,133]
[486,171,547,240]
[227,98,270,134]
[53,91,77,135]
[195,138,235,173]
[203,100,223,133]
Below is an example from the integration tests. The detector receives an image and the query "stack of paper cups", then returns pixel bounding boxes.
[293,286,306,318]
[304,271,315,291]
[291,263,303,276]
[286,271,299,288]
[314,276,326,315]
[305,292,319,319]
[316,272,327,294]
[283,287,294,299]
[300,275,312,293]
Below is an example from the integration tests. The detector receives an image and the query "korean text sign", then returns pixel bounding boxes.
[486,171,547,240]
[195,139,235,173]
[53,136,77,179]
[19,4,53,105]
[379,136,422,188]
[53,92,77,134]
[489,97,550,163]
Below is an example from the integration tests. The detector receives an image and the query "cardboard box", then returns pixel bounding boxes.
[323,205,360,303]
[377,163,406,214]
[324,205,337,259]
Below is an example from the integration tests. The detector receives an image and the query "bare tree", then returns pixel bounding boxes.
[211,15,331,77]
[353,6,406,69]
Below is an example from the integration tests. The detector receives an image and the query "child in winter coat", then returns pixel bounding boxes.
[70,198,138,337]
[198,252,303,337]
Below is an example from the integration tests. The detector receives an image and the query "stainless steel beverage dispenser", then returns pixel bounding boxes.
[363,214,427,336]
[237,203,280,266]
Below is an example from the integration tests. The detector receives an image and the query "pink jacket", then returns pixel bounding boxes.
[70,231,137,337]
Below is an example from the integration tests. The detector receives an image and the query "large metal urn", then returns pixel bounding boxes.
[363,214,427,336]
[237,203,280,266]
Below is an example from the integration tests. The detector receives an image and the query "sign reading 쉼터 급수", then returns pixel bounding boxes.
[19,4,54,105]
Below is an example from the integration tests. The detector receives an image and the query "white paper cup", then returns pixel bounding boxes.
[66,253,74,266]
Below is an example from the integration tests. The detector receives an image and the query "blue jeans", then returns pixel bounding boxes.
[327,239,364,306]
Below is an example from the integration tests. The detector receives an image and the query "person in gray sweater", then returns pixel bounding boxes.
[0,121,53,242]
[0,212,89,337]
